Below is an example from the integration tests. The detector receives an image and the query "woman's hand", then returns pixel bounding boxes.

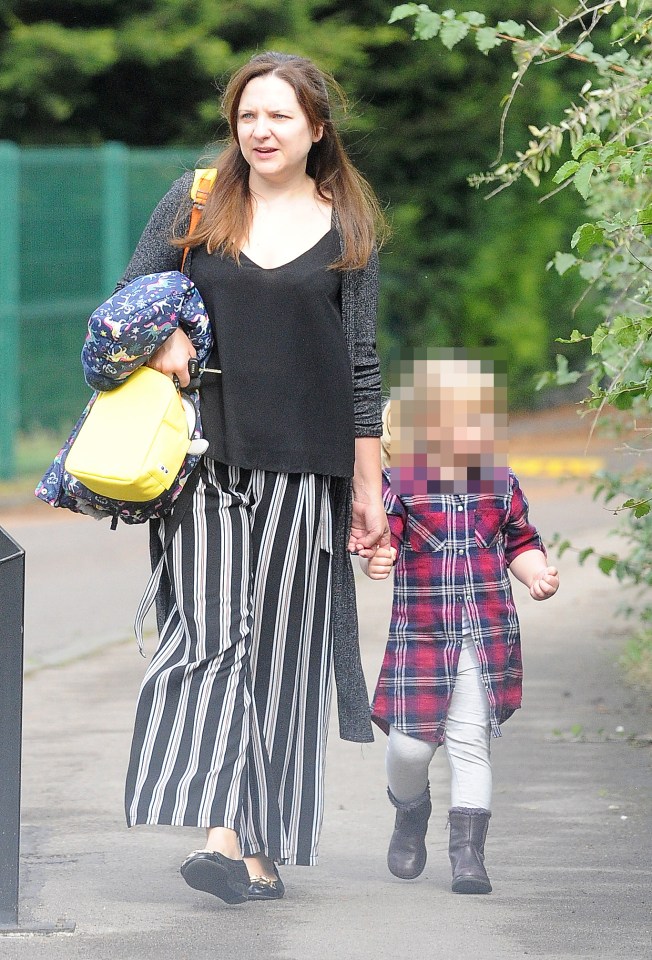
[348,497,390,558]
[147,327,196,387]
[349,437,389,557]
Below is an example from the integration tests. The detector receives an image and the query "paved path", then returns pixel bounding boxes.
[0,409,650,958]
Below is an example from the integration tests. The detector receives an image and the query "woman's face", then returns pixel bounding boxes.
[236,73,322,184]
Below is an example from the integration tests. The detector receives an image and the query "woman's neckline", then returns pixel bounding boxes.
[239,228,335,271]
[238,209,336,271]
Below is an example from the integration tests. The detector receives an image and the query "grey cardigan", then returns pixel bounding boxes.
[118,172,382,743]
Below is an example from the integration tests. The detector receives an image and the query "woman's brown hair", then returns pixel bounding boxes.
[175,51,388,270]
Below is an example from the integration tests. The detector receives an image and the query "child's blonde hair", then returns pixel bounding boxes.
[381,400,392,469]
[381,358,501,471]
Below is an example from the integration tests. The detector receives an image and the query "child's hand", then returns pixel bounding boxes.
[365,546,397,580]
[529,566,559,601]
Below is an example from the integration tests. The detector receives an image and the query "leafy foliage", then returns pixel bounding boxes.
[0,0,591,408]
[389,0,652,621]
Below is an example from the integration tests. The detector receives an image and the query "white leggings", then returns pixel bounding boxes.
[386,628,492,811]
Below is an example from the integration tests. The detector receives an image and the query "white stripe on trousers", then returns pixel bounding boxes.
[125,459,334,865]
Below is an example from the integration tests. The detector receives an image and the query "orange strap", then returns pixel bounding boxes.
[180,206,202,274]
[181,169,218,273]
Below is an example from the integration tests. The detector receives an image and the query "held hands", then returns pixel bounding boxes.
[529,566,559,601]
[147,327,197,388]
[348,498,391,558]
[364,546,397,580]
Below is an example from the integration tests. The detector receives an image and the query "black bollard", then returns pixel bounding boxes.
[0,525,74,935]
[0,525,24,927]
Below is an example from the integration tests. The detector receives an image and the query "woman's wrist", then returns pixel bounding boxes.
[352,480,382,503]
[353,437,382,502]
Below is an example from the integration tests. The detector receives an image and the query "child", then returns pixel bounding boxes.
[361,352,558,894]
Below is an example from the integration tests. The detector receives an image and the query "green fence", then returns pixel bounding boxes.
[0,142,205,479]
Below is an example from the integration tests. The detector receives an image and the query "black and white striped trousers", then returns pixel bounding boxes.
[125,459,334,865]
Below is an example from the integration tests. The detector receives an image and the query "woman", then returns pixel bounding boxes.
[118,51,389,904]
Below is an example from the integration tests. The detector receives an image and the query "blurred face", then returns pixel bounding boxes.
[236,73,322,184]
[390,356,509,495]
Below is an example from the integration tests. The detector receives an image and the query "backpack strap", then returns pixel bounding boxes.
[133,466,201,654]
[181,168,218,273]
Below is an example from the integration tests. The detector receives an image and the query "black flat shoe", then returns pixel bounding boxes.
[180,850,250,904]
[247,866,285,901]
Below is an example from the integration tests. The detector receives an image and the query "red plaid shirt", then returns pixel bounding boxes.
[371,469,545,743]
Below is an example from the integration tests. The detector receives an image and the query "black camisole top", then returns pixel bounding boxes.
[190,227,355,478]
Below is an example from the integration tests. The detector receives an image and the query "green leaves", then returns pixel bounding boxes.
[591,324,608,355]
[573,162,596,200]
[389,4,442,40]
[414,11,443,40]
[536,354,582,390]
[388,6,527,54]
[571,223,605,256]
[440,14,470,50]
[553,150,598,200]
[622,499,652,519]
[551,146,596,199]
[553,354,582,385]
[460,12,486,27]
[552,251,579,275]
[637,206,652,238]
[388,3,421,23]
[496,20,526,38]
[551,134,652,205]
[572,133,602,160]
[475,27,503,54]
[557,329,589,344]
[553,160,580,184]
[598,555,619,576]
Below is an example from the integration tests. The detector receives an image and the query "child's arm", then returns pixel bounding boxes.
[509,549,559,601]
[503,473,558,600]
[359,546,397,580]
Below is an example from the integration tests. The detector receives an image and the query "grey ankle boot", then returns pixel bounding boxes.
[387,786,432,880]
[447,807,492,894]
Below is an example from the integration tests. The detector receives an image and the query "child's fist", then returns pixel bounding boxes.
[366,546,397,580]
[529,566,559,601]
